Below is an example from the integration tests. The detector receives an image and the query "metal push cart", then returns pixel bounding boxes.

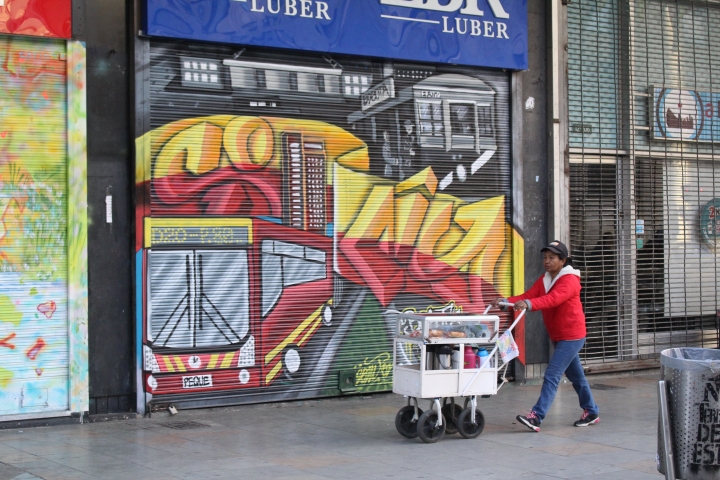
[392,304,524,443]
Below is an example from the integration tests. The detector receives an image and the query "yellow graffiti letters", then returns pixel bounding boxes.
[354,353,393,386]
[341,166,511,288]
[155,122,223,177]
[345,185,395,243]
[439,196,503,268]
[415,199,454,258]
[223,117,274,169]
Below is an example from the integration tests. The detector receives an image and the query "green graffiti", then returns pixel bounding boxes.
[354,353,393,386]
[321,295,394,395]
[0,295,22,326]
[0,367,14,388]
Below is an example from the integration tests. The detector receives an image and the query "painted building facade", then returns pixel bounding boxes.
[134,0,534,411]
[0,0,88,421]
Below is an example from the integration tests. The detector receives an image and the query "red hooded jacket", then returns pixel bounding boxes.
[508,266,586,342]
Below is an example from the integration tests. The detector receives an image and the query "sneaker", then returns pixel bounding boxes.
[574,409,600,427]
[516,411,541,432]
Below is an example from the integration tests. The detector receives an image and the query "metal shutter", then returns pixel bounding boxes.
[568,0,720,369]
[138,42,515,407]
[0,37,69,415]
[569,159,621,361]
[568,0,623,150]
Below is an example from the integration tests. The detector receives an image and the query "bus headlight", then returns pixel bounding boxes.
[323,305,333,326]
[285,349,301,374]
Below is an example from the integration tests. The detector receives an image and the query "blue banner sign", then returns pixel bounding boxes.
[652,87,720,143]
[144,0,528,70]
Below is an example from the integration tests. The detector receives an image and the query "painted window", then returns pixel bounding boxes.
[477,105,494,138]
[261,240,326,317]
[149,250,250,349]
[417,101,444,138]
[450,103,476,137]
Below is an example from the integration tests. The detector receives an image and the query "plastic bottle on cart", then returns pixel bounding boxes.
[477,348,491,369]
[464,345,476,369]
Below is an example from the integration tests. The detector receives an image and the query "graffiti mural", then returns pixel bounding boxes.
[0,0,72,39]
[137,45,522,406]
[0,36,87,416]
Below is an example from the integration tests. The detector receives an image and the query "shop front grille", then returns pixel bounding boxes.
[568,0,720,367]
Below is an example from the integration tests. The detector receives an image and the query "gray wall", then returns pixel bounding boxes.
[73,0,134,414]
[515,0,551,373]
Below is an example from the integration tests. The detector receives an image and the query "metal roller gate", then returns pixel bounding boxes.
[135,43,519,408]
[568,0,720,370]
[0,31,88,419]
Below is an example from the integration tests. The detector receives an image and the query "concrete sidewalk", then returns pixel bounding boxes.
[0,373,661,479]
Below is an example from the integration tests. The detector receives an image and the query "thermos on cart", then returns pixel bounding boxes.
[393,303,524,443]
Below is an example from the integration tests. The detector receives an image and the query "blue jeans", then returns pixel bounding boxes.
[533,338,599,421]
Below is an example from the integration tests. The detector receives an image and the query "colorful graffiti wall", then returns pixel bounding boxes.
[137,44,522,407]
[0,36,87,417]
[0,0,72,39]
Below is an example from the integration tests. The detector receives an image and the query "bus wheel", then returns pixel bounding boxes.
[322,304,333,326]
[283,346,305,380]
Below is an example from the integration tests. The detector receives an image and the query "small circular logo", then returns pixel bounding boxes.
[147,375,158,391]
[238,369,250,385]
[700,198,720,250]
[188,355,202,369]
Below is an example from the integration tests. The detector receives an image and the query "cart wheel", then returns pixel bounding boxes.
[441,403,463,435]
[395,405,424,439]
[457,407,485,439]
[417,411,446,443]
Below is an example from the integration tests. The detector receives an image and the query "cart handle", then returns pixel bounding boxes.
[483,301,516,315]
[460,308,526,397]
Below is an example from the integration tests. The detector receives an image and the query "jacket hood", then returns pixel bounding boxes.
[543,265,581,293]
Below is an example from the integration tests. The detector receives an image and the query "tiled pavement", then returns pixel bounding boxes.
[0,373,662,479]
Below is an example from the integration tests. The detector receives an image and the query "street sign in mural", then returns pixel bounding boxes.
[652,87,720,143]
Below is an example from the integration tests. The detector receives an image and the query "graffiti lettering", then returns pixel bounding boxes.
[148,116,372,217]
[182,375,213,389]
[338,164,508,310]
[692,378,720,467]
[354,353,393,386]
